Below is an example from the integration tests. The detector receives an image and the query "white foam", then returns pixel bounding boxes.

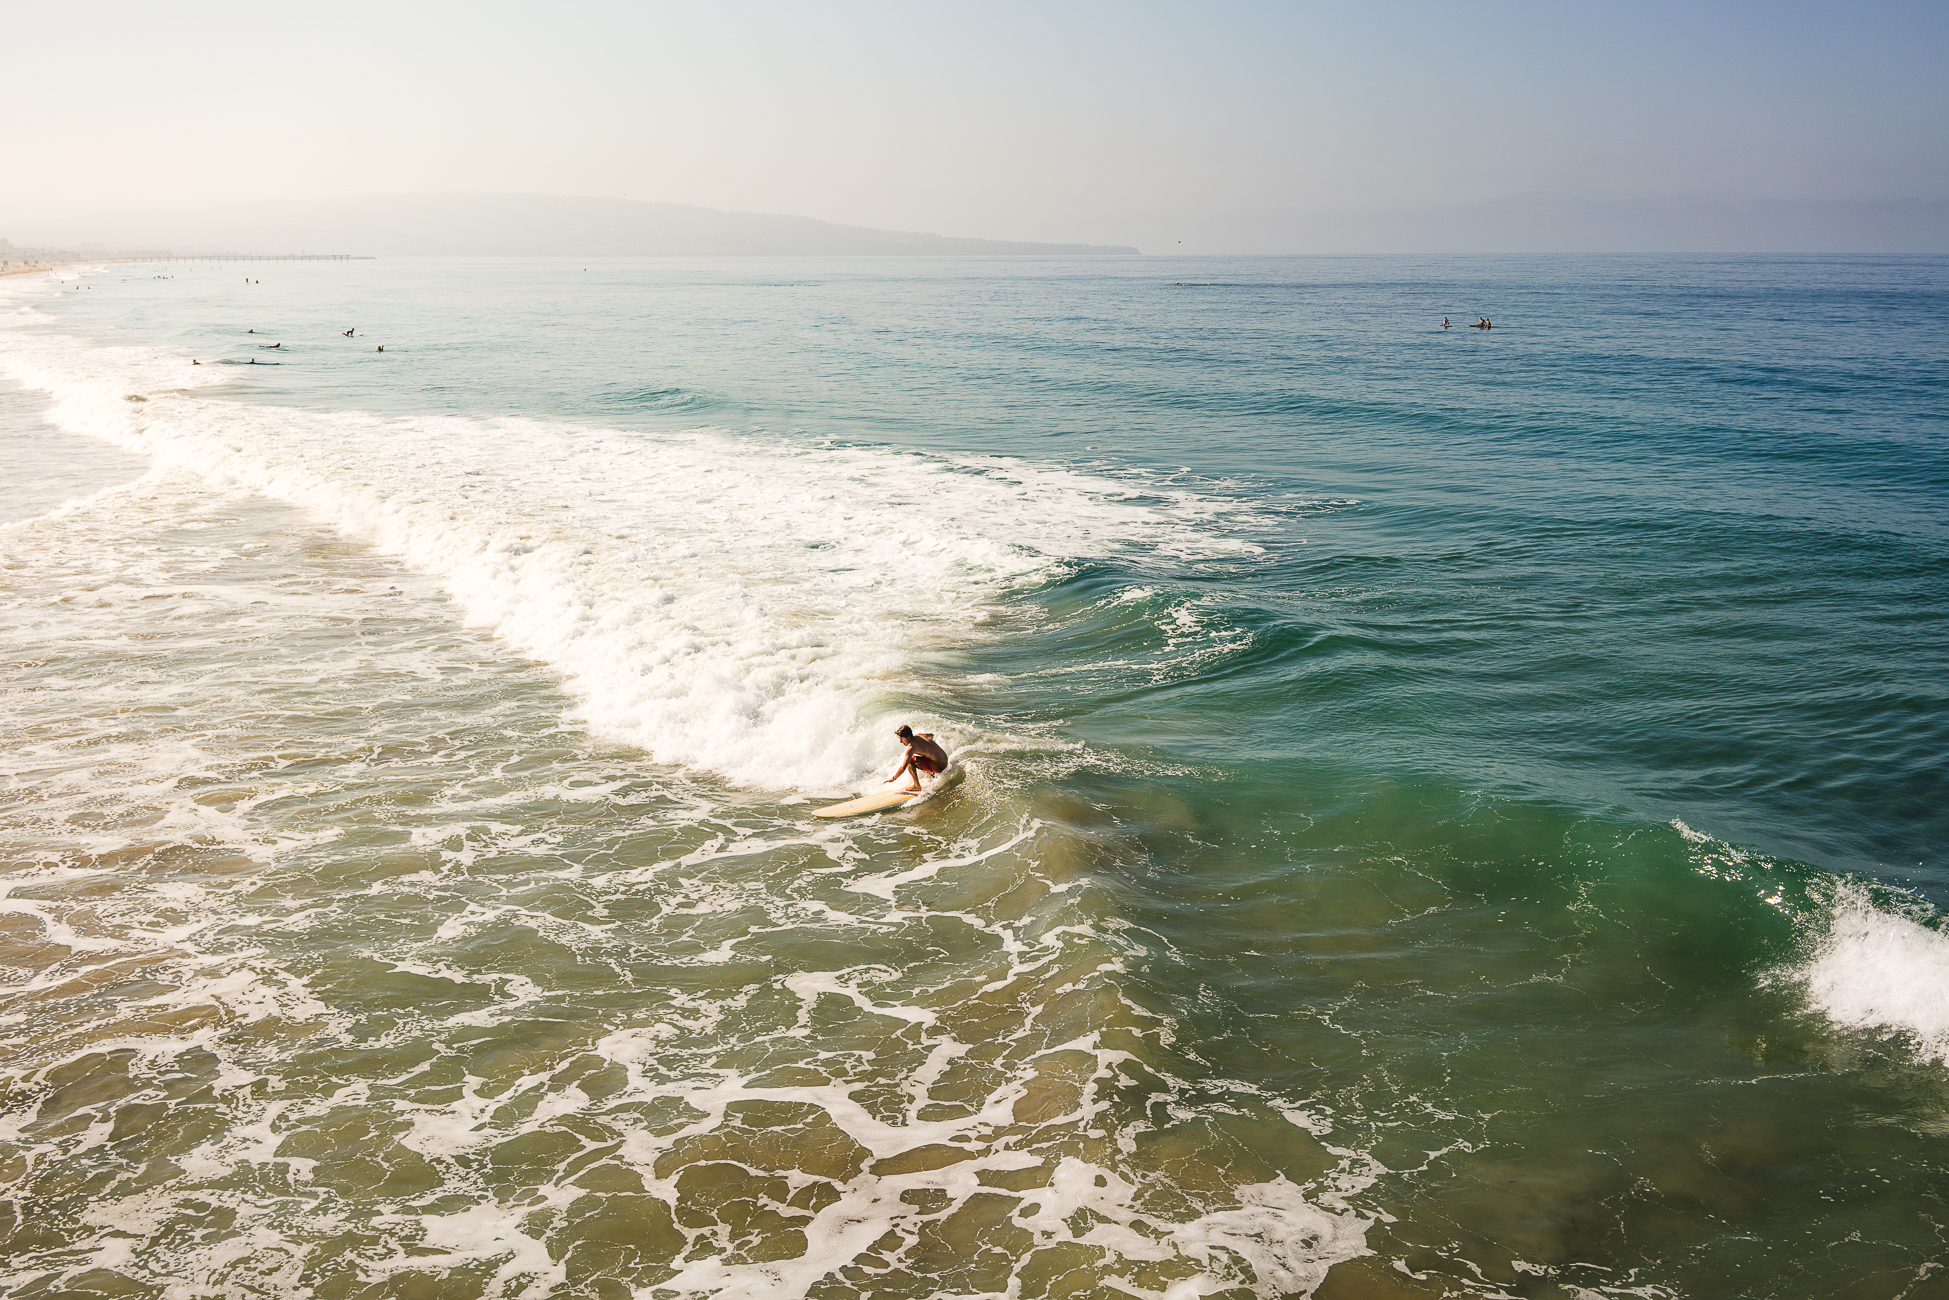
[1678,822,1949,1067]
[1162,1176,1370,1298]
[386,1200,568,1297]
[0,325,1264,792]
[1786,880,1949,1065]
[0,277,1374,1300]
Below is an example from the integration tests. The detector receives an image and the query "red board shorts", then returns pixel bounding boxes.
[912,753,946,774]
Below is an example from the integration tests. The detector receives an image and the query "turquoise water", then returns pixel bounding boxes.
[1,255,1945,1298]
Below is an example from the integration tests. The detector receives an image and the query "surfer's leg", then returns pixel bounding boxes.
[905,756,942,793]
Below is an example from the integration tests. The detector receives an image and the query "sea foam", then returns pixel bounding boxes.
[1676,819,1949,1067]
[0,271,1366,1300]
[0,301,1260,793]
[1791,881,1949,1064]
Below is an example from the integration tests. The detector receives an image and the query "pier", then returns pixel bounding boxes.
[180,254,374,261]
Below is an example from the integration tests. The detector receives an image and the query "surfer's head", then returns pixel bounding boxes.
[896,725,914,741]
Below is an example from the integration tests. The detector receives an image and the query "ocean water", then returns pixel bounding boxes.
[0,254,1944,1300]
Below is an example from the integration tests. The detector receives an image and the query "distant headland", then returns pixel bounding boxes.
[8,194,1141,259]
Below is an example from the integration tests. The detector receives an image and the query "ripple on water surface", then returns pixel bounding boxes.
[4,259,1948,1299]
[0,475,1373,1297]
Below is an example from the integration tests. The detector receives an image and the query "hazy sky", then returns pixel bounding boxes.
[6,0,1946,250]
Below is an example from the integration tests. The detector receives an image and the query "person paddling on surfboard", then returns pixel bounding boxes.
[886,725,948,794]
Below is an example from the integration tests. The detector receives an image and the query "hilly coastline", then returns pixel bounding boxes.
[10,193,1141,258]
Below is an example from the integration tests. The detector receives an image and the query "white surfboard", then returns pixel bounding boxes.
[810,786,924,818]
[810,765,961,818]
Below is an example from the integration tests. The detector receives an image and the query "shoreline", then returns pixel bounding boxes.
[0,257,166,279]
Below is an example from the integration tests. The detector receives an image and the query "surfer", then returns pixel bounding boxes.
[886,725,948,794]
[1442,318,1451,328]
